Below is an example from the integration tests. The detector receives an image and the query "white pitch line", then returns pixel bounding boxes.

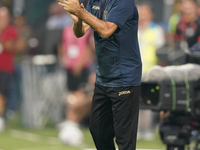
[9,129,60,145]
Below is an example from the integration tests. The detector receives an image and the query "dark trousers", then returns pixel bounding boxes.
[89,83,140,150]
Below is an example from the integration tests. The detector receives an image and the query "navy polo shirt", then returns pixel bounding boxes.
[86,0,142,87]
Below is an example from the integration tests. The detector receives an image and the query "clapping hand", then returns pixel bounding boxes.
[57,0,81,15]
[58,0,85,23]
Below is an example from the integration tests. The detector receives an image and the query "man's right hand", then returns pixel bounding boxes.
[67,3,85,24]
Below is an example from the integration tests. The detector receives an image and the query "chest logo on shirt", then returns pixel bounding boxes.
[103,10,108,20]
[118,90,131,96]
[92,5,100,10]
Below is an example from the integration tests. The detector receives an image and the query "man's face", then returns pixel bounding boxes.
[0,7,10,31]
[138,5,153,23]
[181,1,197,22]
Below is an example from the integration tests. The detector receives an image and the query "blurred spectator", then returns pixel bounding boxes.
[137,2,165,140]
[58,24,95,146]
[175,0,200,48]
[14,14,31,61]
[138,2,165,73]
[168,0,183,45]
[5,13,32,115]
[43,2,72,55]
[0,7,18,132]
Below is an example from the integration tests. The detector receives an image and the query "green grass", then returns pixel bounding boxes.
[0,114,166,150]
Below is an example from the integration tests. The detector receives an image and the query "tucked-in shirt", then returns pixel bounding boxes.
[86,0,142,87]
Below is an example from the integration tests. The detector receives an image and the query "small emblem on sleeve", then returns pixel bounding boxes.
[118,90,131,96]
[103,10,108,20]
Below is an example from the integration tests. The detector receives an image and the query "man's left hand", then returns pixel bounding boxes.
[57,0,81,15]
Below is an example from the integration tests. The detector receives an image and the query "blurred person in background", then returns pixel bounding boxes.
[44,2,72,55]
[175,0,200,48]
[5,13,32,116]
[0,6,18,132]
[137,2,165,140]
[58,24,95,146]
[159,0,200,122]
[168,0,183,45]
[14,13,31,57]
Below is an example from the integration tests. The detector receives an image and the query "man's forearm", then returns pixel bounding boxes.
[57,0,116,38]
[73,19,91,38]
[76,8,117,38]
[73,20,84,38]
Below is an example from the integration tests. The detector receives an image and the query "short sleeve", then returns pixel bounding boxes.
[86,0,93,13]
[106,0,135,28]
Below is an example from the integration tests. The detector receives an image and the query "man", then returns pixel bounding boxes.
[0,7,18,132]
[58,0,142,149]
